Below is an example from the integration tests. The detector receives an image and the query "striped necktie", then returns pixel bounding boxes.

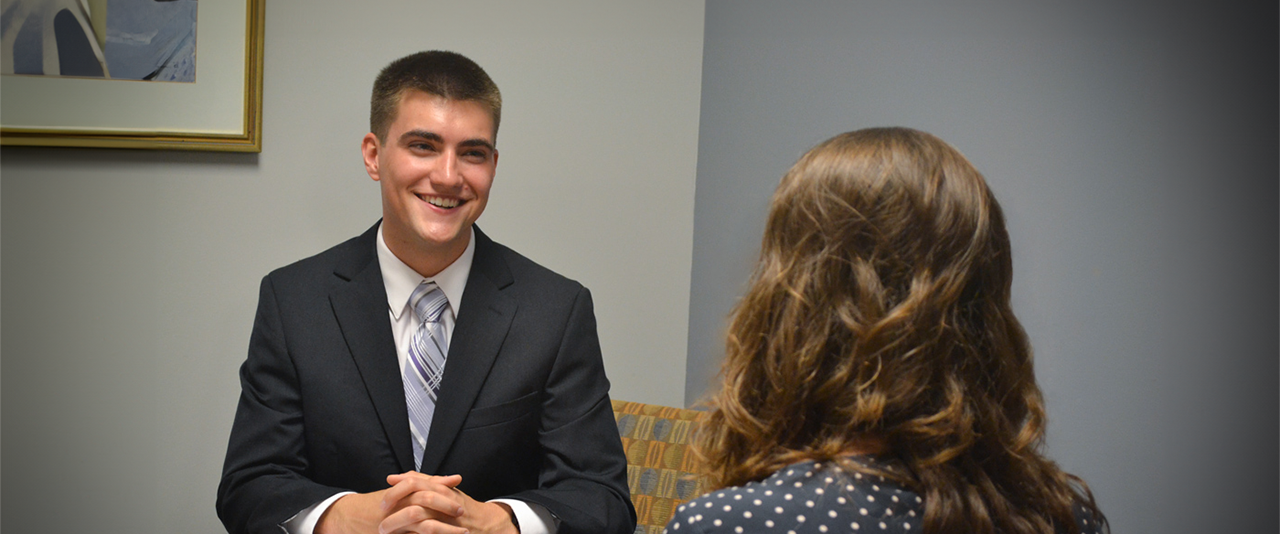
[403,281,449,470]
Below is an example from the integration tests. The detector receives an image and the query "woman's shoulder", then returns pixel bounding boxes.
[1071,498,1107,534]
[667,459,1106,534]
[665,459,924,534]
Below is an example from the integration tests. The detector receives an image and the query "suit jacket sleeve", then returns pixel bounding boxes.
[216,275,345,534]
[506,287,636,534]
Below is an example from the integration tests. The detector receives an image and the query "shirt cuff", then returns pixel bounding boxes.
[490,498,559,534]
[280,492,354,534]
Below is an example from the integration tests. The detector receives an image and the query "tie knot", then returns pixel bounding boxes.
[409,282,448,323]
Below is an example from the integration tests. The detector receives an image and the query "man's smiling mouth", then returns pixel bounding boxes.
[420,194,462,209]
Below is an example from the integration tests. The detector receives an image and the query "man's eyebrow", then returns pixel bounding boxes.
[459,138,496,152]
[399,130,443,144]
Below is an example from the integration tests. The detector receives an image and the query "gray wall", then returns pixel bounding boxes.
[1,1,704,531]
[686,1,1276,534]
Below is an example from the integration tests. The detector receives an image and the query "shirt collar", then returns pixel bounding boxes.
[377,224,475,321]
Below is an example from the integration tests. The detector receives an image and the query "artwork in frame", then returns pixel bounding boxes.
[0,0,264,152]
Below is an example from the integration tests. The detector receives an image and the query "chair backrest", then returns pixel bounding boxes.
[612,399,710,534]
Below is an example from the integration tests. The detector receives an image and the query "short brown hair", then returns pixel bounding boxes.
[369,50,502,142]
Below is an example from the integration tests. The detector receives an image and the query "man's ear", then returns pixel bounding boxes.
[492,148,499,170]
[361,133,381,181]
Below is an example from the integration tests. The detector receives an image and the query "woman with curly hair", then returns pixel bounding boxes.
[667,127,1106,534]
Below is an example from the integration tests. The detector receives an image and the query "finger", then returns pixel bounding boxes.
[378,508,469,534]
[378,504,430,534]
[387,472,462,488]
[381,474,464,516]
[398,486,465,518]
[382,472,462,510]
[380,472,437,510]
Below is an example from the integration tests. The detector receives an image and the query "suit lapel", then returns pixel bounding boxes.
[329,223,415,473]
[419,228,516,475]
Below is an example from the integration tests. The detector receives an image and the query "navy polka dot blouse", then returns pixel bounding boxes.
[663,460,1102,534]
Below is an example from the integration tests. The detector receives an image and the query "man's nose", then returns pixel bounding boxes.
[430,152,464,188]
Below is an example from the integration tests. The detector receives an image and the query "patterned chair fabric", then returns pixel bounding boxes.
[612,399,710,534]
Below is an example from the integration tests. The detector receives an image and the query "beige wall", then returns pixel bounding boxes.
[0,1,705,531]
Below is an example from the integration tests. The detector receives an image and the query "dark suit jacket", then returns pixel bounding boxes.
[216,224,635,534]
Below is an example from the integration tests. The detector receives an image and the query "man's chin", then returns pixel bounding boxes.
[415,227,471,251]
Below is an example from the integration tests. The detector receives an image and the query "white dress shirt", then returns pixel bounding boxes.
[282,226,557,533]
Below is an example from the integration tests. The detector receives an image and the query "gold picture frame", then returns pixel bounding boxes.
[0,0,265,152]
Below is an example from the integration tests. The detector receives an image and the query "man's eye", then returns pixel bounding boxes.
[463,150,489,160]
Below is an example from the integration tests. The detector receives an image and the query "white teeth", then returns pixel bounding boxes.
[424,196,459,208]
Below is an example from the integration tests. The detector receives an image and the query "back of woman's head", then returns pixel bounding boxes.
[700,127,1103,534]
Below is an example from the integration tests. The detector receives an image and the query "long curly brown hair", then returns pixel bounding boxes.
[697,127,1105,534]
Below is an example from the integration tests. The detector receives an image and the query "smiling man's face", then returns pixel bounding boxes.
[362,90,498,275]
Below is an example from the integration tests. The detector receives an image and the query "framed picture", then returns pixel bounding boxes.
[0,0,265,152]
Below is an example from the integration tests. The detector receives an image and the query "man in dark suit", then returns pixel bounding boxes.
[217,51,635,534]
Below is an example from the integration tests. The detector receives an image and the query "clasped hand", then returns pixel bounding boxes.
[318,472,517,534]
